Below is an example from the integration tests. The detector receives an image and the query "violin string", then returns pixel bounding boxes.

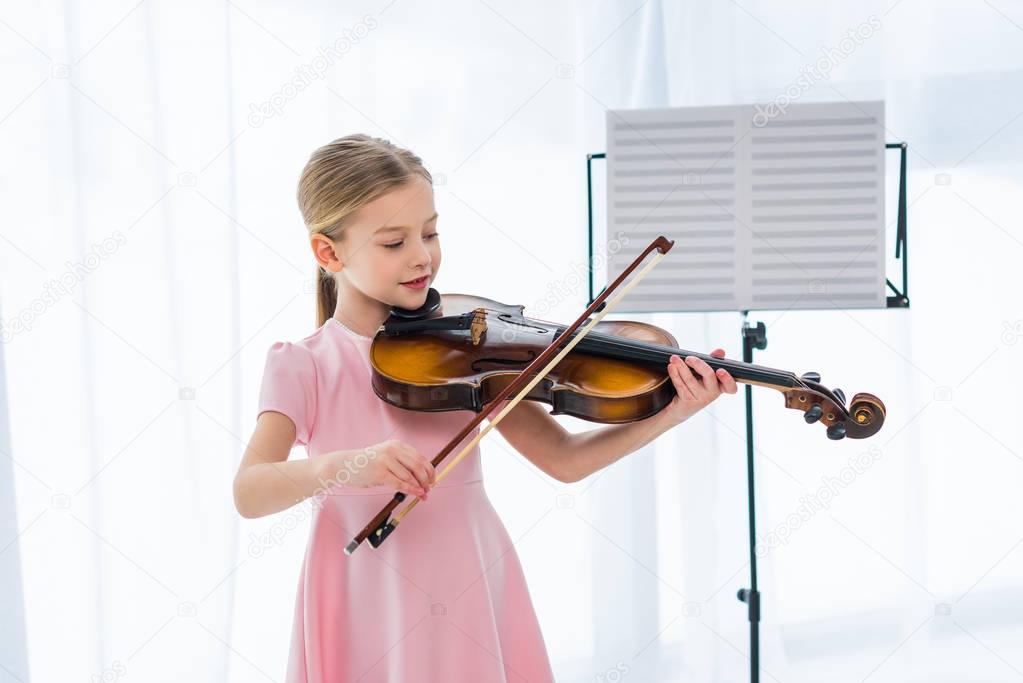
[550,324,800,387]
[467,307,801,387]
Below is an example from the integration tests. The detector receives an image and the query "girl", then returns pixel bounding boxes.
[233,134,738,682]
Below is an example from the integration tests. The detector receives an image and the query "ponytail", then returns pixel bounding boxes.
[316,267,337,329]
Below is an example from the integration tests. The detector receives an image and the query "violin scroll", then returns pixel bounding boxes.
[783,376,886,440]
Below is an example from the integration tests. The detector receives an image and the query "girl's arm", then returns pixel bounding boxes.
[491,350,737,483]
[234,412,437,519]
[233,411,336,518]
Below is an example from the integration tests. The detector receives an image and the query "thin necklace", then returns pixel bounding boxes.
[333,313,373,339]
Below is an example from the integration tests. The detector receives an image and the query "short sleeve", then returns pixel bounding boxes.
[257,341,318,447]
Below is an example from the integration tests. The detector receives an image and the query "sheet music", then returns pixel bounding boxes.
[604,101,886,312]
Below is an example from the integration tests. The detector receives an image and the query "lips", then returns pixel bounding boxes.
[401,275,429,285]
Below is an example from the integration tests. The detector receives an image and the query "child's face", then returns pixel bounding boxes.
[337,175,441,310]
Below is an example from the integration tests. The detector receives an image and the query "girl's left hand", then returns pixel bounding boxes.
[663,348,738,426]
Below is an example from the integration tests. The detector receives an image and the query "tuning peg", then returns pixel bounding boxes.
[827,422,847,440]
[833,388,846,405]
[804,404,823,424]
[801,371,821,383]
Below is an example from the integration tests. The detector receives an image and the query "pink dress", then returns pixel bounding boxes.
[256,317,555,683]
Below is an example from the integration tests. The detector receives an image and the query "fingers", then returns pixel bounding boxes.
[667,355,694,399]
[685,355,719,394]
[396,449,435,490]
[384,456,429,498]
[717,368,738,394]
[669,355,701,399]
[669,351,739,403]
[383,472,423,498]
[385,460,428,498]
[706,348,738,394]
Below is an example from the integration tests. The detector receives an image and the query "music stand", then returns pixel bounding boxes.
[583,141,910,683]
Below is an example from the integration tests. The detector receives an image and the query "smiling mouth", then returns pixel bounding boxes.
[401,275,430,285]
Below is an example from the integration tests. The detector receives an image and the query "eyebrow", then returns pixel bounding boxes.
[374,213,439,234]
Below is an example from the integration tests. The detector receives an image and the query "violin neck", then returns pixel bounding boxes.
[554,325,799,391]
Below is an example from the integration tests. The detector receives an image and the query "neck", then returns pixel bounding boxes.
[333,277,391,337]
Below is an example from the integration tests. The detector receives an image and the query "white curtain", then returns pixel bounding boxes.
[2,1,1022,681]
[0,300,28,681]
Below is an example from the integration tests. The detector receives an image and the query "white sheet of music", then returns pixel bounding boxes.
[604,100,887,312]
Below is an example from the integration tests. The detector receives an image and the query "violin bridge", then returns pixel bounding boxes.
[470,308,488,345]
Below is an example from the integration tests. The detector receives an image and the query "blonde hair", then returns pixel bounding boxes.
[297,134,433,328]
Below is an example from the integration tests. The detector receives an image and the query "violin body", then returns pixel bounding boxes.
[371,293,681,424]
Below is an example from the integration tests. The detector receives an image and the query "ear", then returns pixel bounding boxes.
[311,234,343,273]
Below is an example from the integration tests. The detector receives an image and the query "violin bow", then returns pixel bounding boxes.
[343,235,675,555]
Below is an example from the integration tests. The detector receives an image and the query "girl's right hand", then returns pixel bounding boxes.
[322,439,436,499]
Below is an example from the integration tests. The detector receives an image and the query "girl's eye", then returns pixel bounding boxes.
[382,233,438,249]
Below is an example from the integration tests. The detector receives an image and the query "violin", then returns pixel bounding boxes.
[344,236,886,555]
[371,287,885,440]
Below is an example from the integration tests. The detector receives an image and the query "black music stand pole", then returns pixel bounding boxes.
[737,314,766,683]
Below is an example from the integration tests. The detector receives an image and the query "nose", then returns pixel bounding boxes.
[411,237,432,270]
